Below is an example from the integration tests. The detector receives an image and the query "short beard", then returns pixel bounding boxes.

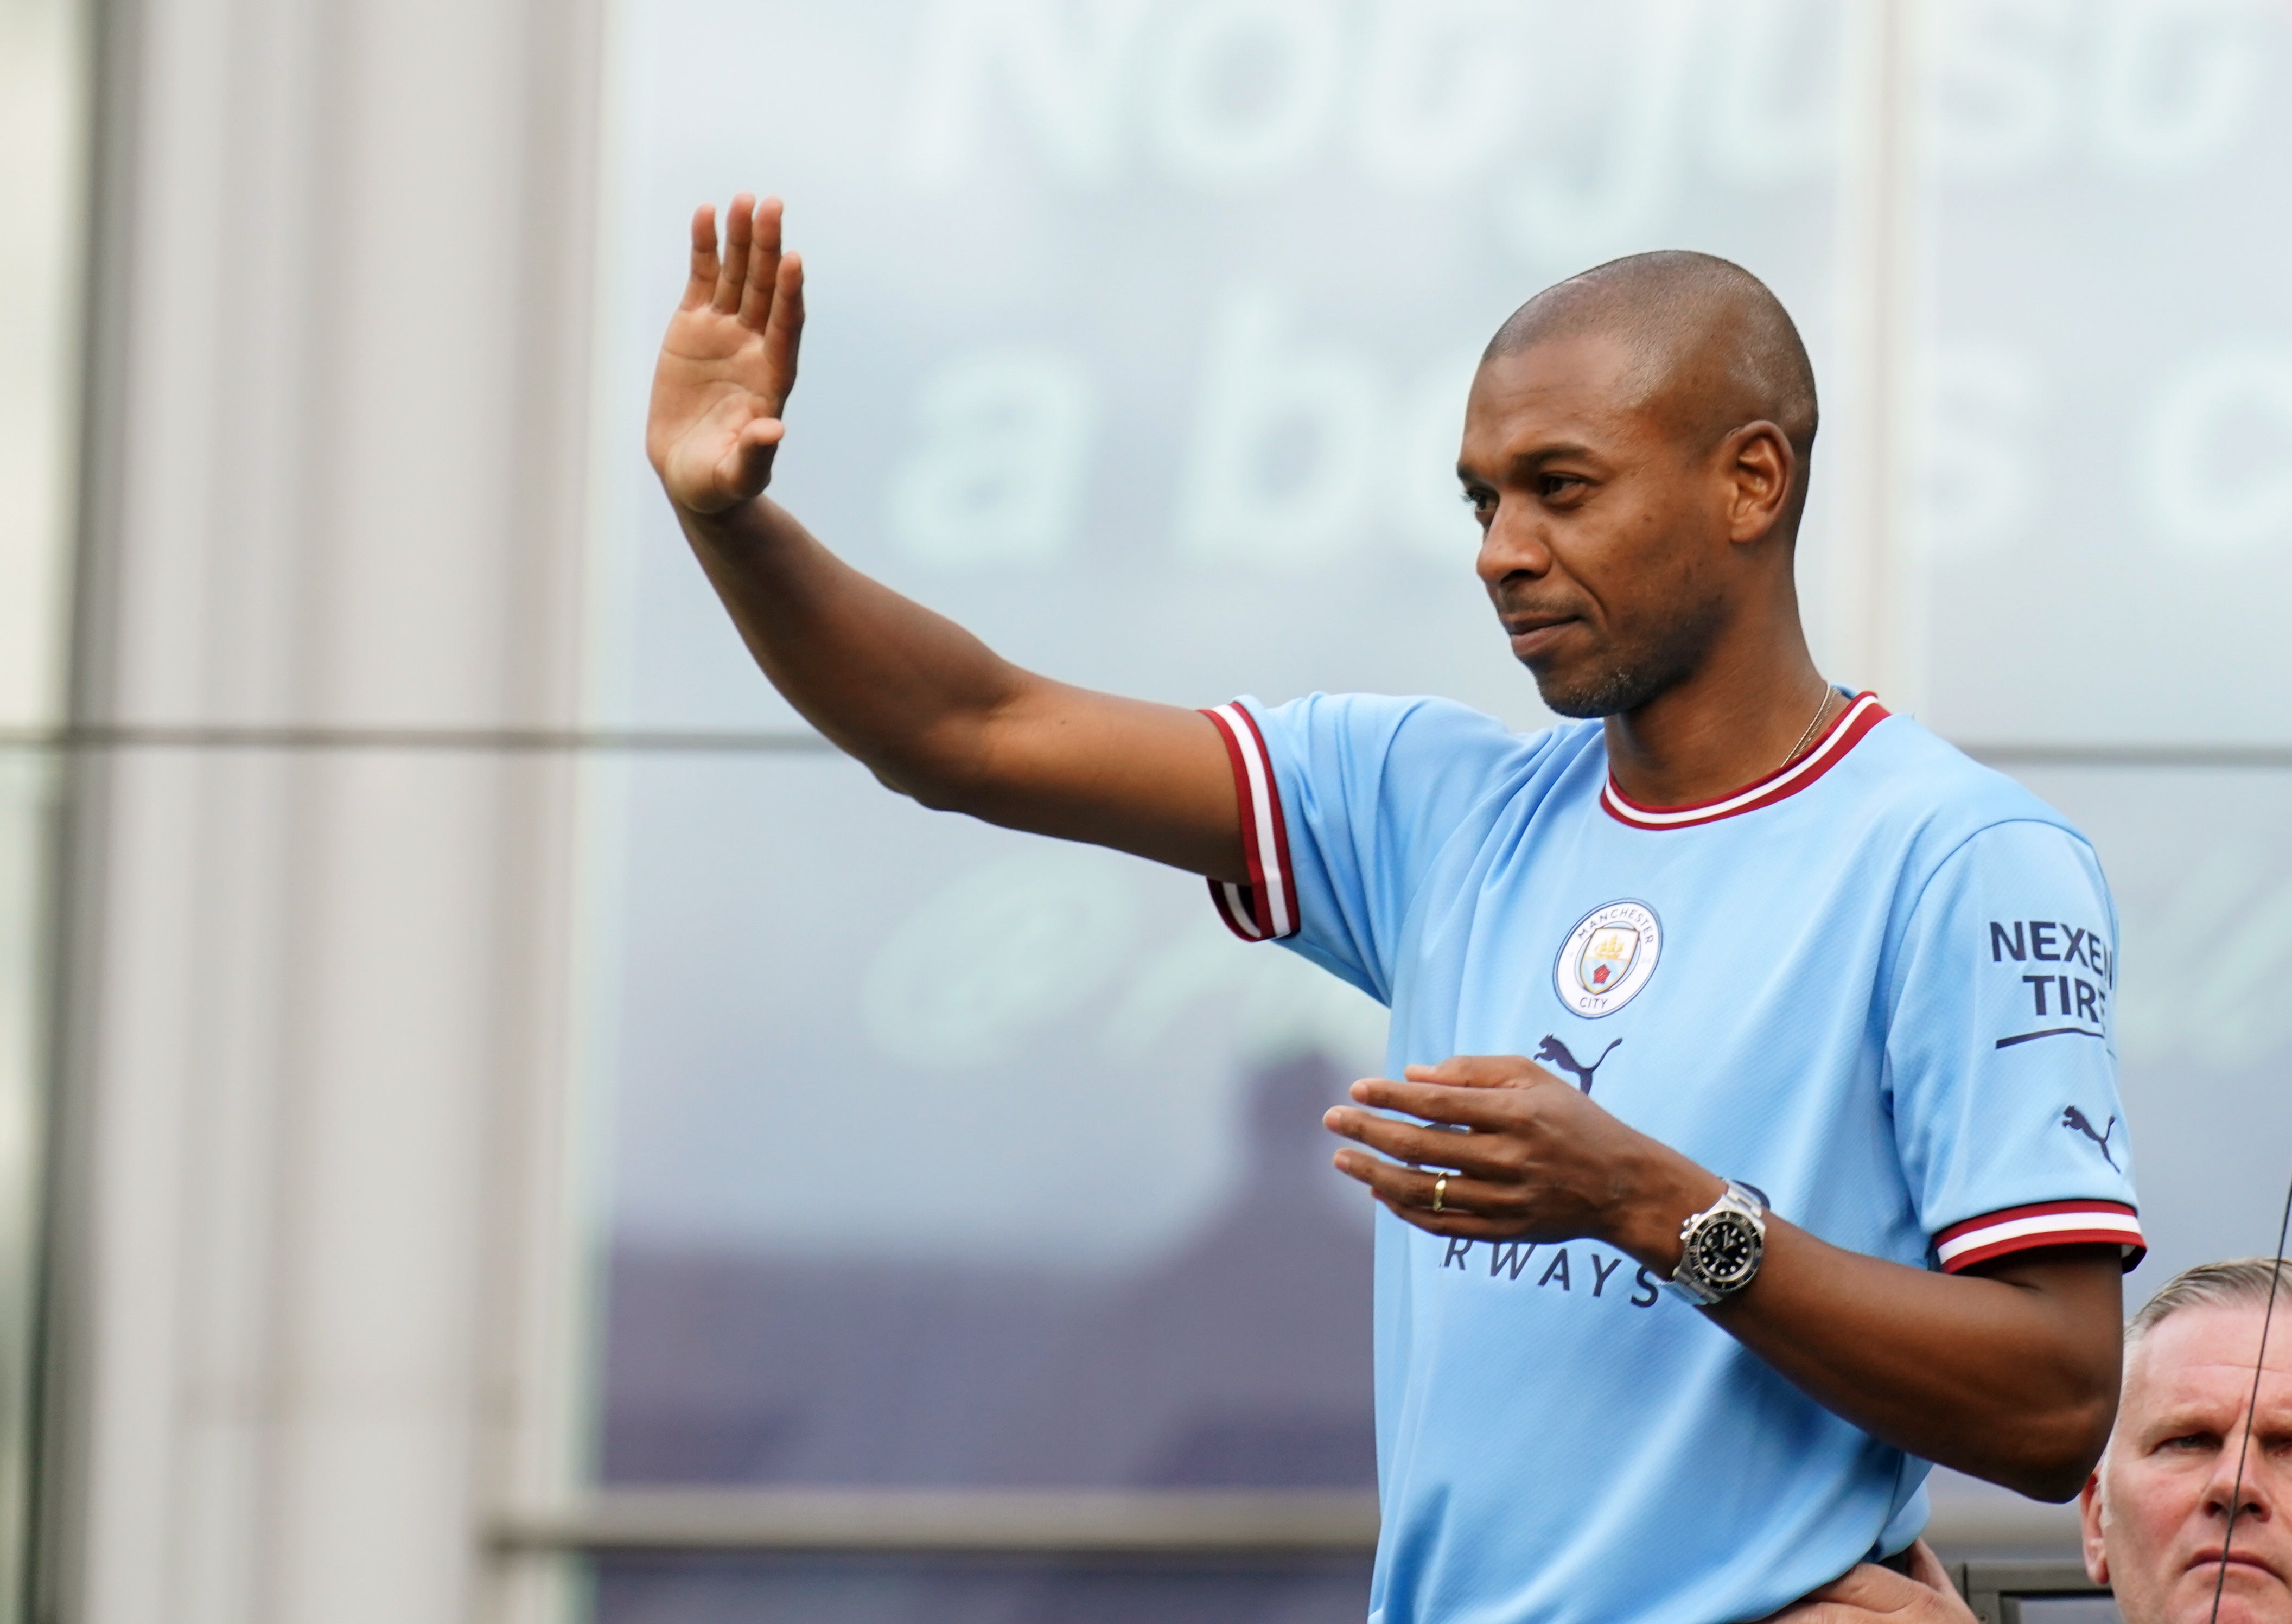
[1534,653,1691,719]
[1530,595,1722,719]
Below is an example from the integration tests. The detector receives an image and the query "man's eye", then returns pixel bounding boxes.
[1538,474,1584,499]
[2160,1432,2219,1453]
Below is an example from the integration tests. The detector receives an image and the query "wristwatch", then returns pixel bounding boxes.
[1664,1180,1768,1306]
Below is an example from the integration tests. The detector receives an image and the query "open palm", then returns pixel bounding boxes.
[646,193,806,514]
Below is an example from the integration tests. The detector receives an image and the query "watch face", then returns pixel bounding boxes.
[1688,1213,1762,1287]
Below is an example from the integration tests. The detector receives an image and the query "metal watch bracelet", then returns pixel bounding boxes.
[1663,1179,1769,1307]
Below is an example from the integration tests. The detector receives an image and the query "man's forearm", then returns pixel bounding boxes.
[1712,1231,2119,1499]
[676,496,1248,878]
[1326,1067,2123,1501]
[649,198,1245,878]
[1609,1169,2121,1499]
[678,495,1028,803]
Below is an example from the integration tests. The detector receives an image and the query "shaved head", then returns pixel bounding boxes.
[1486,250,1819,519]
[1458,251,1824,724]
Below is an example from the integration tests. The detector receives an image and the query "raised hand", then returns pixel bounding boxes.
[647,194,806,515]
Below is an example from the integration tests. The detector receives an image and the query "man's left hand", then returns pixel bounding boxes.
[1762,1541,1979,1622]
[1321,1053,1718,1254]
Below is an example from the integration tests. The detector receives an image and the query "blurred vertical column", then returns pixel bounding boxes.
[1824,0,1923,708]
[2,0,91,1617]
[41,0,608,1620]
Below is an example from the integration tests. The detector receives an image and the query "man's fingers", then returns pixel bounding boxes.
[683,205,720,310]
[730,417,786,480]
[1828,1567,1916,1604]
[1404,1054,1553,1090]
[1323,1107,1514,1180]
[1805,1564,1924,1609]
[1905,1540,1954,1595]
[1347,1077,1530,1132]
[763,253,805,391]
[713,192,755,314]
[1370,1192,1516,1240]
[1762,1562,1933,1621]
[738,196,784,330]
[710,418,786,504]
[1323,1106,1467,1165]
[1332,1145,1506,1216]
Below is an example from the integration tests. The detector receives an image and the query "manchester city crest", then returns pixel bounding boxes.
[1555,900,1662,1017]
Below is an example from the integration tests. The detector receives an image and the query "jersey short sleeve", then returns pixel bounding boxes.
[1200,693,1545,1003]
[1884,819,2145,1273]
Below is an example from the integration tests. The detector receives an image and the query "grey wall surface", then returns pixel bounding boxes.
[47,0,609,1618]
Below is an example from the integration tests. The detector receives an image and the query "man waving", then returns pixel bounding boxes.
[647,194,2143,1622]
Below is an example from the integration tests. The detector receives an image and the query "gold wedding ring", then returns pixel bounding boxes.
[1432,1175,1448,1213]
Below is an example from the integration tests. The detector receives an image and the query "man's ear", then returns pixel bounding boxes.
[2080,1467,2110,1585]
[1722,421,1796,547]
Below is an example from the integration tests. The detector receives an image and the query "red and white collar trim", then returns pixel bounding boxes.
[1601,691,1890,831]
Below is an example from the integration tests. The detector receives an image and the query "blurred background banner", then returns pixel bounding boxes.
[579,3,2292,1619]
[3,2,2289,1622]
[591,0,1853,735]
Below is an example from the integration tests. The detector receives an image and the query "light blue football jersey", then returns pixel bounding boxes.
[1199,691,2142,1624]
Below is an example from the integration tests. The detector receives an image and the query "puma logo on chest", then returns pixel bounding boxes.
[1537,1035,1621,1094]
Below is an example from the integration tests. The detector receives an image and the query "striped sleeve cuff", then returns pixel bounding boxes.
[1935,1201,2145,1274]
[1200,703,1298,943]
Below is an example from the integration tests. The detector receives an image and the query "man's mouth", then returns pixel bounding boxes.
[2188,1547,2281,1582]
[1500,613,1578,660]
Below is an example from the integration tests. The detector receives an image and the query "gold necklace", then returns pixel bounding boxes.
[1781,680,1838,770]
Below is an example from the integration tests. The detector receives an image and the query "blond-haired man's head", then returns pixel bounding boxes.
[2085,1260,2292,1624]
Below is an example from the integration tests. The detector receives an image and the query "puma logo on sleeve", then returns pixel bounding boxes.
[2060,1105,2120,1170]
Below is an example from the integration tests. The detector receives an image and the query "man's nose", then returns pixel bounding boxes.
[1475,507,1552,587]
[2203,1438,2275,1525]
